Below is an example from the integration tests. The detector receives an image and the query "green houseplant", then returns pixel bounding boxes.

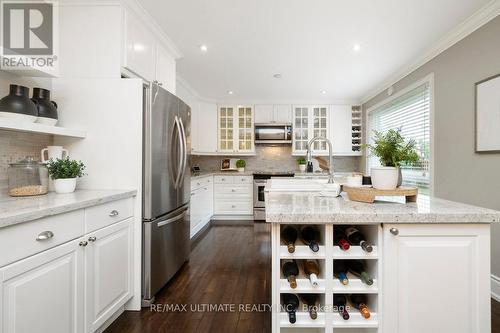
[46,158,86,194]
[364,129,419,189]
[236,159,246,172]
[297,157,307,173]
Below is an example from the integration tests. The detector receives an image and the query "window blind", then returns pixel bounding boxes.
[368,83,431,193]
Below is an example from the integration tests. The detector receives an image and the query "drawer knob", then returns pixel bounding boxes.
[88,236,97,242]
[109,210,119,217]
[79,241,88,247]
[197,182,200,186]
[390,228,399,236]
[232,205,236,208]
[241,179,245,181]
[231,189,236,192]
[36,231,54,241]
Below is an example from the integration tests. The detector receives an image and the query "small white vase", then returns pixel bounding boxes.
[237,167,245,172]
[54,178,77,194]
[371,167,399,190]
[299,164,306,173]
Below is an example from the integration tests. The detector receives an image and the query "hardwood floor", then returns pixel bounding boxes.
[105,222,500,333]
[104,223,272,333]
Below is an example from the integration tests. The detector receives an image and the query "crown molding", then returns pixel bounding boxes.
[120,0,183,60]
[361,0,500,104]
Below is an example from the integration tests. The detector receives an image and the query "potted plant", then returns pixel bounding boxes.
[297,157,307,173]
[236,159,246,172]
[363,129,419,190]
[46,158,86,194]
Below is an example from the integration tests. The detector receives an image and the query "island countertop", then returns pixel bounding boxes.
[265,191,500,223]
[0,189,137,229]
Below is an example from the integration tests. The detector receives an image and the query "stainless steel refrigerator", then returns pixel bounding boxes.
[142,83,191,305]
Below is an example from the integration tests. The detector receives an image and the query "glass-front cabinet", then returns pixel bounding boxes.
[218,106,254,153]
[292,105,329,155]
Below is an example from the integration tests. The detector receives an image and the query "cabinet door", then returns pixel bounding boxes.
[383,224,490,333]
[274,105,292,123]
[254,105,273,123]
[194,103,218,154]
[85,219,133,333]
[311,106,329,154]
[123,11,155,81]
[201,184,214,220]
[292,106,309,154]
[0,238,84,333]
[330,105,353,154]
[155,44,176,93]
[189,189,203,237]
[237,106,254,152]
[218,106,235,152]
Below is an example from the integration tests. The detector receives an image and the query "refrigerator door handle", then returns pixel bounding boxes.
[174,116,184,189]
[178,117,188,185]
[157,209,188,228]
[168,116,178,188]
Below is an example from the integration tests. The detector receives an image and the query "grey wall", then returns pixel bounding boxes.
[363,16,500,277]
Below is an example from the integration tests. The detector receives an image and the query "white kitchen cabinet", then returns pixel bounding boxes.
[192,103,218,154]
[0,238,84,333]
[273,105,292,123]
[292,105,329,155]
[190,177,214,237]
[255,105,291,124]
[214,175,253,216]
[155,44,176,93]
[84,219,133,333]
[330,104,353,154]
[383,224,491,333]
[218,106,254,153]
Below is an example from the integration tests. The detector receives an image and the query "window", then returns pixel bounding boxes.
[368,81,431,194]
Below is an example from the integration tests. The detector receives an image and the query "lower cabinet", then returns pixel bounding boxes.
[190,176,214,238]
[0,238,84,333]
[214,175,253,216]
[383,224,490,333]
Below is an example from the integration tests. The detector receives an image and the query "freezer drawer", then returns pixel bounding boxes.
[142,205,190,303]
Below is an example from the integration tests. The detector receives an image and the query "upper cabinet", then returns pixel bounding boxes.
[192,103,218,154]
[330,105,354,155]
[218,106,255,154]
[155,44,176,93]
[292,105,329,155]
[254,105,292,124]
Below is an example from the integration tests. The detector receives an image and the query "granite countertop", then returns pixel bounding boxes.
[265,191,500,224]
[192,171,255,178]
[0,189,137,229]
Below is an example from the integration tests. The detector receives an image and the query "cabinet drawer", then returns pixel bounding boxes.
[191,176,212,191]
[214,184,252,196]
[214,175,234,184]
[0,210,85,267]
[85,198,134,233]
[233,176,252,184]
[214,199,253,215]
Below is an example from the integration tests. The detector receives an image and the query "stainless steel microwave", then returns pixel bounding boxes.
[254,124,292,144]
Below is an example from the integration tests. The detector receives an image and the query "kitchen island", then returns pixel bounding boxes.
[265,184,500,333]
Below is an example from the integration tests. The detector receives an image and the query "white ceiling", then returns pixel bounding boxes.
[138,0,491,103]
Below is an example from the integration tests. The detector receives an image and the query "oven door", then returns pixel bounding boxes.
[253,180,267,208]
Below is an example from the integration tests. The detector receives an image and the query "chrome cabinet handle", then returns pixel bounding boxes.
[390,228,399,236]
[36,231,54,241]
[109,210,119,217]
[88,236,97,242]
[79,241,88,247]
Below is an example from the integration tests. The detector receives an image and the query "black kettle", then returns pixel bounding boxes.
[31,88,58,124]
[0,84,38,120]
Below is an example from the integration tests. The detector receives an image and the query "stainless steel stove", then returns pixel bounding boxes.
[253,171,295,220]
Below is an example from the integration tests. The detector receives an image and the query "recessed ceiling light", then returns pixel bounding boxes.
[353,44,361,52]
[227,90,234,95]
[199,44,208,53]
[273,73,282,79]
[321,90,327,95]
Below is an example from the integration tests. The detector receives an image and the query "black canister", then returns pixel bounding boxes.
[32,87,58,121]
[0,84,38,119]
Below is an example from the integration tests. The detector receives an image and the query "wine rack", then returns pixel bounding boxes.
[272,224,382,333]
[351,106,362,154]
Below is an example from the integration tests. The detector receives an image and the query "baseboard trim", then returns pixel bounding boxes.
[211,214,254,221]
[212,219,254,226]
[95,305,125,333]
[191,220,212,250]
[492,274,500,302]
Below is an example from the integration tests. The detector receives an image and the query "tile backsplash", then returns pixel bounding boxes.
[190,145,361,173]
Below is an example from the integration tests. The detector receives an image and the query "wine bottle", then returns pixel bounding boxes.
[303,259,320,287]
[282,294,299,323]
[333,294,350,320]
[334,227,350,251]
[345,226,373,253]
[333,260,349,285]
[282,226,298,253]
[300,226,320,252]
[346,260,373,286]
[300,294,318,320]
[282,260,299,289]
[349,294,371,319]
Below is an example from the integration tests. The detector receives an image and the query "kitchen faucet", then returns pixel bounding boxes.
[306,136,335,183]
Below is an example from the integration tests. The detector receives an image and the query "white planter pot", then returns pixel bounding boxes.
[371,167,399,190]
[299,164,306,173]
[237,167,245,172]
[54,178,77,194]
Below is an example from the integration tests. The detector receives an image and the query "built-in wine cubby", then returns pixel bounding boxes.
[272,223,382,333]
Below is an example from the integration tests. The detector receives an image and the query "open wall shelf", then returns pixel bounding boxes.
[0,118,86,138]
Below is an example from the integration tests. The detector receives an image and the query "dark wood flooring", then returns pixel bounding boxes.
[105,222,500,333]
[104,223,272,333]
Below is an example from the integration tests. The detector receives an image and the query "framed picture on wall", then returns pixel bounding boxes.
[475,73,500,153]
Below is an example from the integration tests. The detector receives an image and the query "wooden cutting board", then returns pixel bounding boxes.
[343,185,418,203]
